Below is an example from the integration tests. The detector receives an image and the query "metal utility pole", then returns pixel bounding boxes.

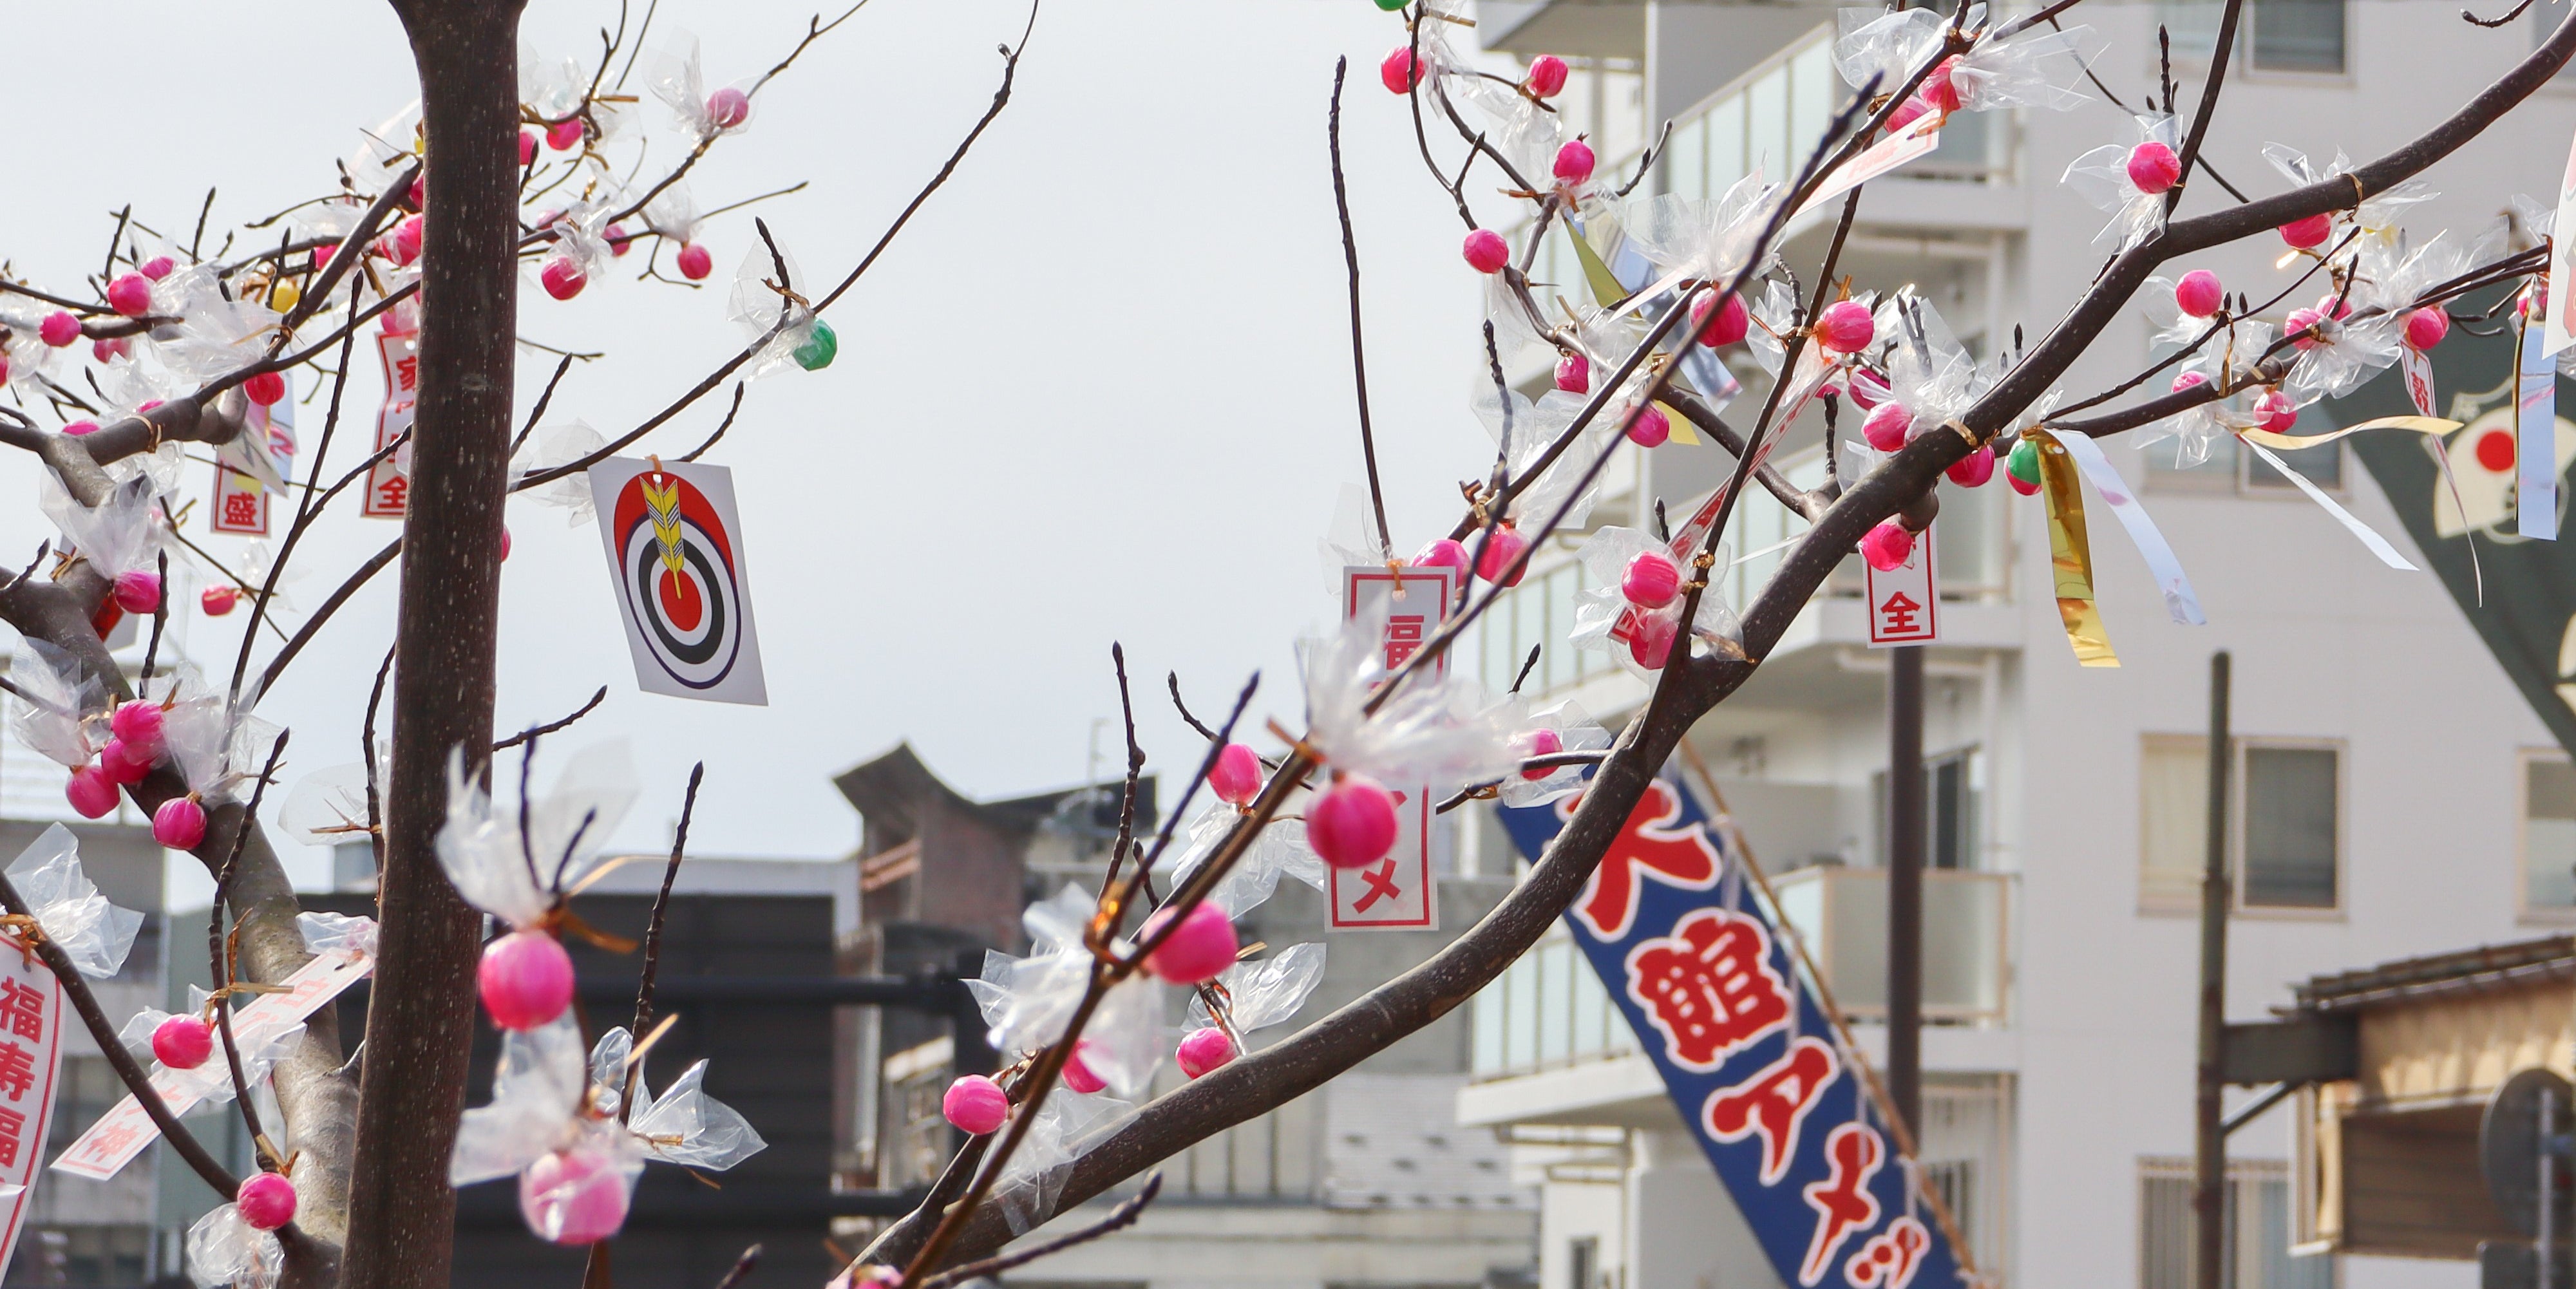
[1888,644,1926,1134]
[2195,652,2233,1289]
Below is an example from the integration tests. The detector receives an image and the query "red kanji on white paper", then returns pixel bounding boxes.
[1331,565,1454,932]
[363,331,417,519]
[1865,524,1938,646]
[0,944,61,1275]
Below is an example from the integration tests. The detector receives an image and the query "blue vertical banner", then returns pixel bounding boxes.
[1497,773,1965,1289]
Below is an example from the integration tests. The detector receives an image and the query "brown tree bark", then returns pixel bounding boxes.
[342,4,527,1288]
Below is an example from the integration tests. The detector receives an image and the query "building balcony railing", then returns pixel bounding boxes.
[1470,928,1635,1082]
[1771,865,2012,1025]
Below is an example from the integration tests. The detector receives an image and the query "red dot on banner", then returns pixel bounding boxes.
[2477,428,2517,473]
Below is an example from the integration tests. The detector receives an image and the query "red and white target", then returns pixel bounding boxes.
[587,459,769,705]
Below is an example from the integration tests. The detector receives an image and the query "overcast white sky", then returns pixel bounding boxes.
[0,1,1520,880]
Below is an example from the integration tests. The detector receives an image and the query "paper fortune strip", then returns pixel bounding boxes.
[585,457,770,706]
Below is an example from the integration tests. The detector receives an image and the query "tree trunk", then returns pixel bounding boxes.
[343,5,526,1288]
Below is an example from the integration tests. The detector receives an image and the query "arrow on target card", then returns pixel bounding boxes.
[586,458,770,706]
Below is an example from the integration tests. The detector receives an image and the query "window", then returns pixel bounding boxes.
[2523,751,2576,914]
[1568,1236,1599,1289]
[2138,737,2342,914]
[2249,0,2346,71]
[2161,0,2346,71]
[1873,748,1984,870]
[2139,1158,2334,1289]
[2244,746,2338,908]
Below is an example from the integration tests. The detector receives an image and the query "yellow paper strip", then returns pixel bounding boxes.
[2237,415,2462,452]
[2028,429,2118,667]
[1655,400,1701,446]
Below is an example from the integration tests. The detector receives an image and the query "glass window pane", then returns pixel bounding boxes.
[1667,115,1707,201]
[1539,941,1572,1065]
[2161,0,2228,61]
[1573,961,1607,1059]
[1505,952,1538,1071]
[2252,0,2345,71]
[1472,979,1504,1075]
[1790,44,1835,169]
[2141,737,2208,908]
[2527,757,2576,908]
[1482,605,1515,696]
[1748,70,1790,179]
[1515,579,1549,693]
[2245,747,2338,908]
[1546,567,1578,692]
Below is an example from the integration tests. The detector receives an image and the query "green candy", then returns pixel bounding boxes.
[2005,437,2041,487]
[793,320,838,372]
[1374,0,1408,9]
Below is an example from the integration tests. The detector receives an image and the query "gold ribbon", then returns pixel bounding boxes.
[2025,429,2117,668]
[2237,413,2461,451]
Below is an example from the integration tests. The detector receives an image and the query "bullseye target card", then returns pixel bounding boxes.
[585,457,770,706]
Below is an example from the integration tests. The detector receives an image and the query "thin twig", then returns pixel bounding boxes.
[1329,59,1392,559]
[915,1174,1163,1289]
[493,687,611,752]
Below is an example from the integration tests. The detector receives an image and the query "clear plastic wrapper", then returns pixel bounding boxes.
[11,824,141,978]
[8,636,102,770]
[1168,806,1323,919]
[2061,115,2179,250]
[727,243,826,379]
[158,676,283,798]
[584,1027,767,1170]
[1566,527,1741,677]
[279,764,374,849]
[649,34,755,141]
[2262,144,2435,249]
[453,1012,591,1185]
[1298,596,1522,788]
[1186,942,1327,1034]
[1834,6,1949,97]
[116,984,214,1055]
[965,884,1098,1057]
[1467,379,1609,529]
[2282,300,2404,405]
[1616,174,1782,314]
[437,740,638,928]
[645,182,703,247]
[1497,698,1613,807]
[298,911,379,960]
[41,473,162,584]
[1954,9,2099,113]
[1743,278,1806,379]
[1870,290,1987,441]
[511,422,609,526]
[985,1087,1138,1237]
[187,1203,282,1289]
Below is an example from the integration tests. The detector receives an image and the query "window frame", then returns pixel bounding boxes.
[2517,746,2576,923]
[2158,0,2352,79]
[2235,737,2345,917]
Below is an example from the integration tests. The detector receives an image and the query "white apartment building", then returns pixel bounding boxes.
[1450,3,2576,1287]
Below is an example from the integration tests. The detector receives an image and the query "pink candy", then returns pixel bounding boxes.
[677,243,714,281]
[707,87,752,129]
[1208,742,1263,807]
[1862,401,1911,452]
[1473,524,1528,586]
[61,420,96,437]
[1061,1042,1106,1094]
[2172,370,2208,393]
[244,372,285,406]
[1177,1027,1236,1079]
[606,224,634,258]
[1462,229,1510,274]
[1886,97,1930,134]
[1627,610,1676,670]
[1623,550,1680,608]
[2253,389,2297,431]
[111,699,164,754]
[1413,537,1469,572]
[1525,54,1569,98]
[541,259,587,301]
[1308,774,1399,869]
[1861,520,1914,572]
[1517,727,1564,781]
[547,118,585,151]
[64,767,117,820]
[942,1075,1009,1134]
[2126,141,2181,194]
[1381,48,1424,95]
[1627,404,1669,448]
[1141,901,1238,984]
[478,928,574,1031]
[153,1014,213,1069]
[1553,139,1595,185]
[1946,444,1995,487]
[520,1145,630,1245]
[100,740,153,786]
[140,256,175,281]
[1922,56,1963,113]
[114,570,161,615]
[1554,351,1589,393]
[237,1172,297,1232]
[106,274,153,317]
[390,214,425,267]
[2278,213,2333,249]
[2174,269,2222,318]
[2406,306,2450,350]
[153,797,207,849]
[91,337,128,362]
[39,312,80,347]
[1814,300,1874,353]
[518,130,539,167]
[1693,292,1749,347]
[202,585,238,616]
